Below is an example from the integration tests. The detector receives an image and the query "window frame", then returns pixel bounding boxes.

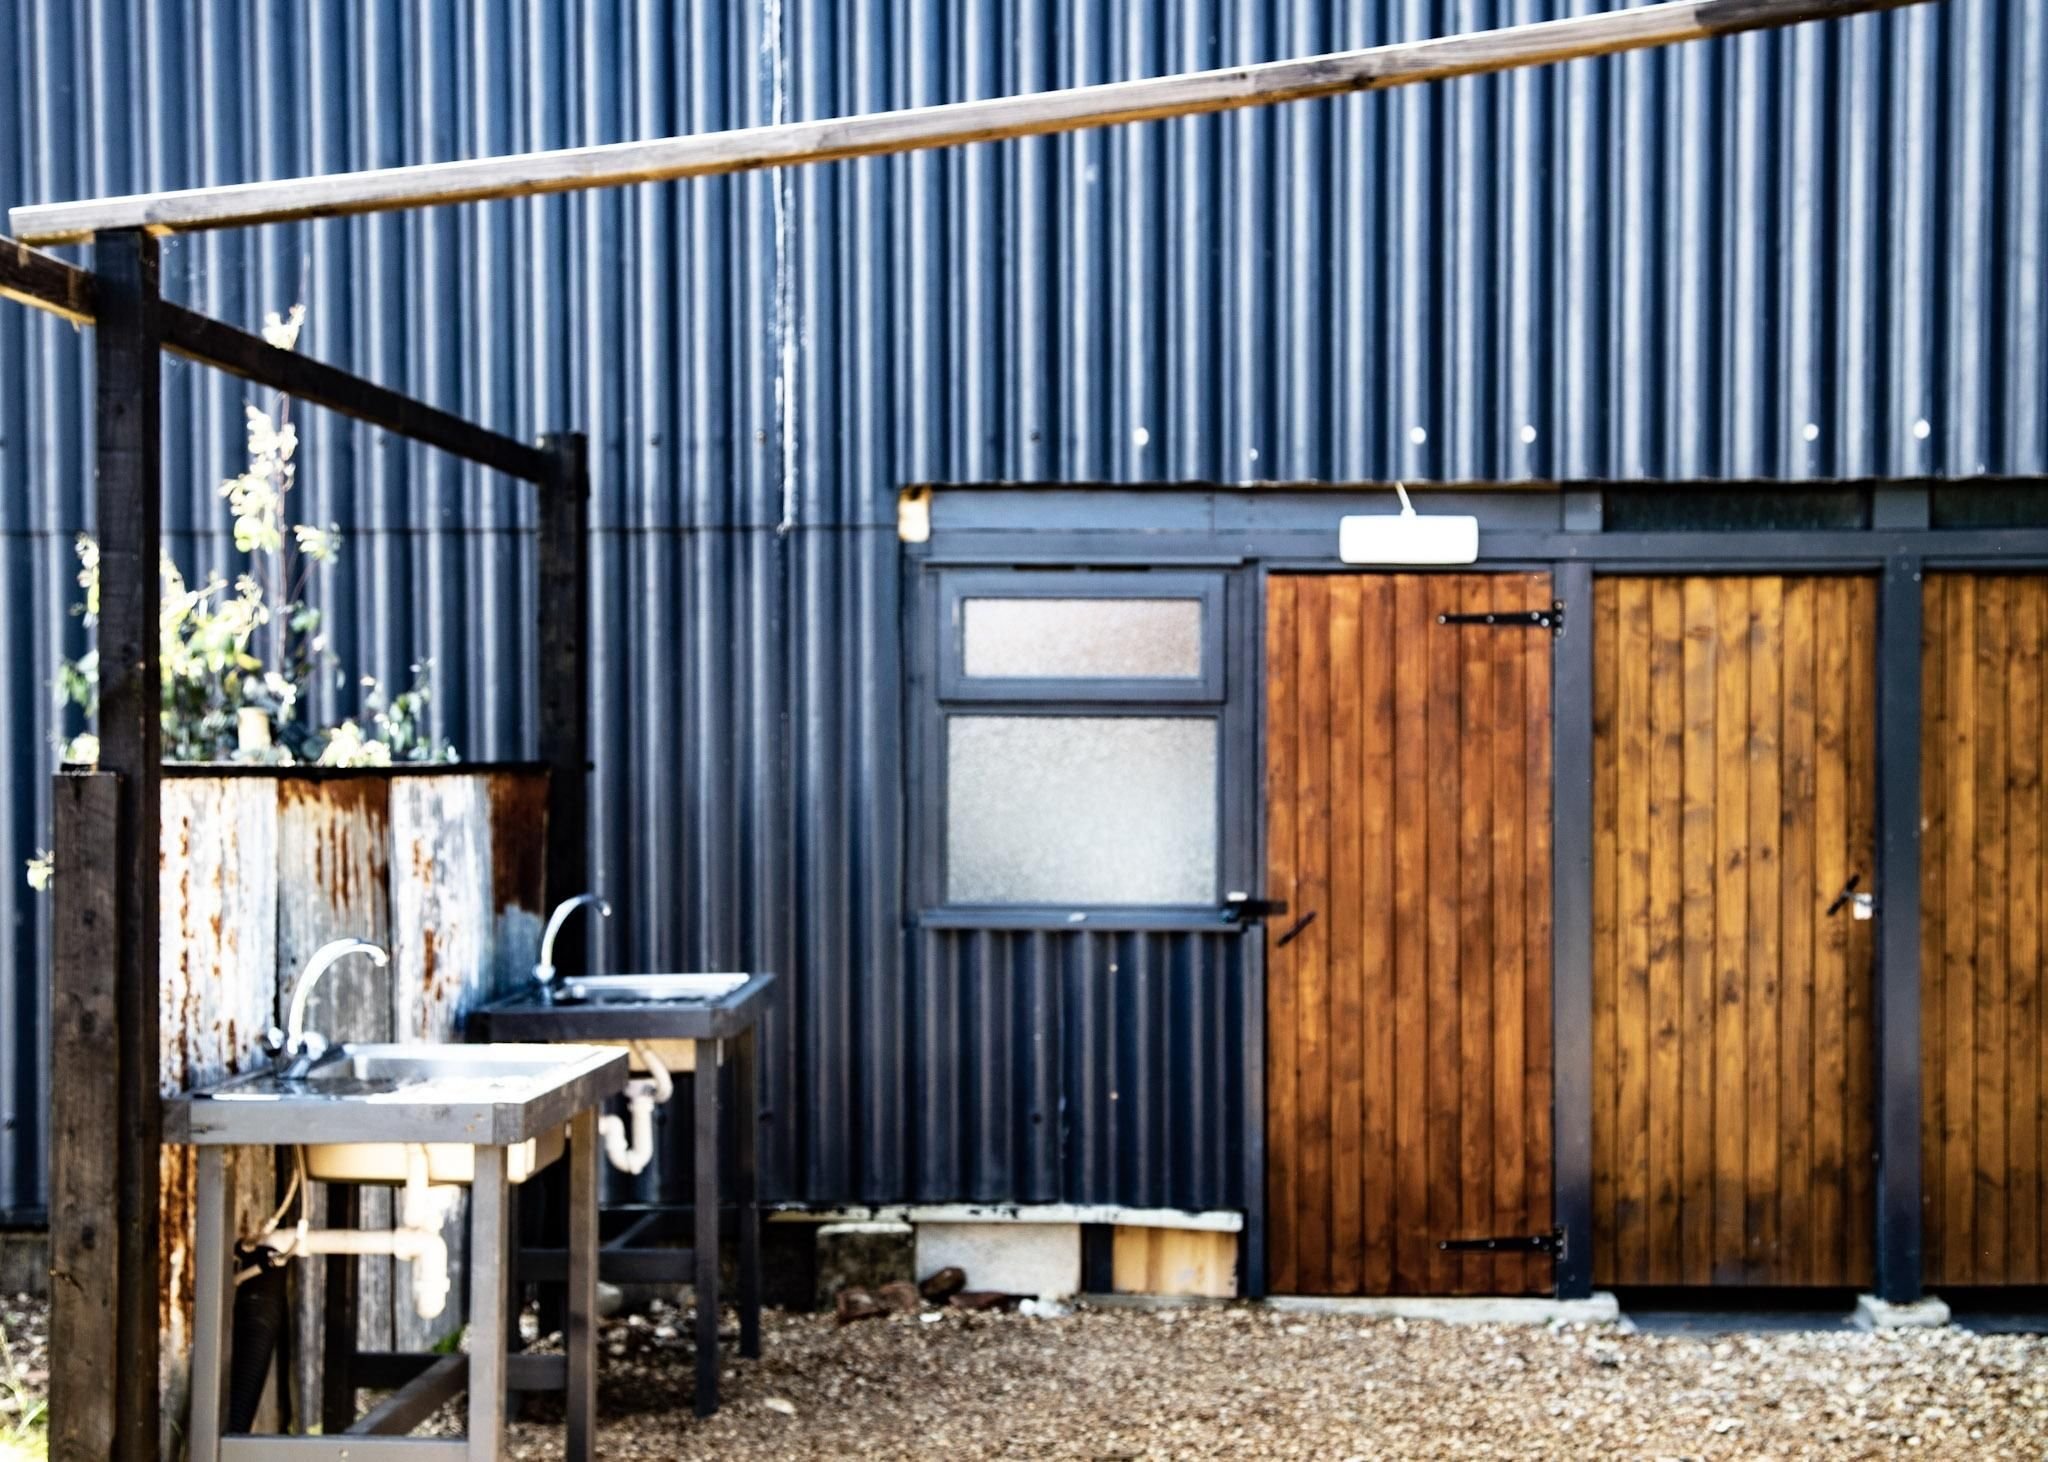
[914,565,1249,931]
[936,569,1227,703]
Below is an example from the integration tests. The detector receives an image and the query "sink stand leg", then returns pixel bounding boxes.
[694,1038,720,1418]
[189,1146,231,1462]
[736,1025,760,1359]
[566,1107,598,1460]
[468,1144,510,1462]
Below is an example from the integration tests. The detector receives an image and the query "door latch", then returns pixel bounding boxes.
[1827,873,1874,921]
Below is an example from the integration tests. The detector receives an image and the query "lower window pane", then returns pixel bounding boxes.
[946,715,1218,905]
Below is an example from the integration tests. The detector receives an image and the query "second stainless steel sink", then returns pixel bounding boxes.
[551,972,750,1004]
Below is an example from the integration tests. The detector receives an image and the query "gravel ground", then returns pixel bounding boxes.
[7,1293,2048,1458]
[469,1298,2048,1460]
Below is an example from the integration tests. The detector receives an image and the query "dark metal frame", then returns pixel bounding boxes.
[918,481,2048,1305]
[909,561,1258,932]
[934,569,1228,703]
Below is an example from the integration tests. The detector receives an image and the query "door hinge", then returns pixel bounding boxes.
[1437,601,1565,636]
[1438,1229,1565,1258]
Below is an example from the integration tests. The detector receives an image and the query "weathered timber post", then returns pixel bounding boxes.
[53,227,165,1461]
[48,772,122,1459]
[538,432,592,940]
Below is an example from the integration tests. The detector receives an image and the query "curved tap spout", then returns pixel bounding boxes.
[535,893,611,993]
[276,939,390,1078]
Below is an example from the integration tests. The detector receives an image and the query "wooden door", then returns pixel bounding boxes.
[1265,573,1554,1297]
[1922,574,2048,1286]
[1591,576,1877,1287]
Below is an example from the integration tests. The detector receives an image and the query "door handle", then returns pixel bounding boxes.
[1826,873,1873,920]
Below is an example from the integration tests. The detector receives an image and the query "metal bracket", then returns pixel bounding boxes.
[1438,1230,1565,1257]
[1436,601,1565,636]
[1220,892,1289,925]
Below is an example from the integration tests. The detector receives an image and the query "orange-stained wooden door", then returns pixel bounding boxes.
[1591,576,1877,1288]
[1922,574,2048,1286]
[1265,573,1554,1297]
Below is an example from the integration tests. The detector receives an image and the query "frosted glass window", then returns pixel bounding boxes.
[946,716,1218,904]
[962,597,1203,680]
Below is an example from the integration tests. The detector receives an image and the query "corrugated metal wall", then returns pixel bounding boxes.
[1,0,2043,1219]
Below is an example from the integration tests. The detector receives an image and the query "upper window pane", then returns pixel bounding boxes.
[962,597,1204,680]
[946,715,1218,905]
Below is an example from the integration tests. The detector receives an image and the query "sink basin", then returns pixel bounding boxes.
[474,973,777,1077]
[165,1042,631,1173]
[552,973,750,1004]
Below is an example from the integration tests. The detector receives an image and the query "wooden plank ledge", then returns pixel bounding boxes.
[11,0,1928,243]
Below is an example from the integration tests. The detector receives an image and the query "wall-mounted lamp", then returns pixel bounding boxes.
[1337,483,1479,566]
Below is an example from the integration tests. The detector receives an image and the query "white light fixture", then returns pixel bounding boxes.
[1338,483,1479,566]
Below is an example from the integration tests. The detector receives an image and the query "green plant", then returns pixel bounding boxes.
[53,306,457,768]
[0,1321,44,1457]
[28,307,458,888]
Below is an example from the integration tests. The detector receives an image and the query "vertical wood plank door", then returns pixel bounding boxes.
[1922,574,2048,1287]
[1591,576,1877,1288]
[1265,572,1554,1297]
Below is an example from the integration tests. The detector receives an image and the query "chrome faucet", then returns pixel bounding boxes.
[271,938,390,1079]
[535,893,611,996]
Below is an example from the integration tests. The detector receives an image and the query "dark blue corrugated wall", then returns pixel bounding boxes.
[2,0,2045,1219]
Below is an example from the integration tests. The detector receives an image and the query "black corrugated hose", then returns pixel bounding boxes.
[228,1250,289,1433]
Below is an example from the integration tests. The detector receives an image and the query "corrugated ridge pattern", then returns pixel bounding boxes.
[1,0,2043,1217]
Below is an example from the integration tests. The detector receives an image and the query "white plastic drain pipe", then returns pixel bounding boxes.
[259,1144,458,1318]
[599,1042,674,1177]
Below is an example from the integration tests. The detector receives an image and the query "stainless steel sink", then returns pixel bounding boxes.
[477,972,775,1077]
[552,972,749,1004]
[166,1042,630,1186]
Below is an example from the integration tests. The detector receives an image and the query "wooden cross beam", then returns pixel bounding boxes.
[9,0,1932,244]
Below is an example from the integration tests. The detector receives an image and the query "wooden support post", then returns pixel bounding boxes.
[538,432,592,934]
[1550,560,1597,1299]
[48,772,122,1461]
[1873,554,1925,1302]
[92,226,165,1462]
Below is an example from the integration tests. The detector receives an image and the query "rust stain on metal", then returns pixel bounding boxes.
[486,770,548,915]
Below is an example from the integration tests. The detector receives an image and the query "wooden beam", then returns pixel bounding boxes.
[0,236,93,322]
[163,307,550,482]
[343,1355,466,1437]
[11,0,1929,243]
[537,434,592,930]
[48,772,123,1462]
[0,235,550,481]
[93,227,164,1462]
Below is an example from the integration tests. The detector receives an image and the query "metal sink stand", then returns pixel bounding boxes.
[173,1083,617,1461]
[472,972,774,1419]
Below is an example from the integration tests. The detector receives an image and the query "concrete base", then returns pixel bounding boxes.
[1855,1294,1951,1331]
[917,1221,1081,1300]
[1268,1292,1621,1326]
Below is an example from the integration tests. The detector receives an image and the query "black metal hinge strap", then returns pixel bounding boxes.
[1438,1230,1564,1256]
[1436,600,1565,635]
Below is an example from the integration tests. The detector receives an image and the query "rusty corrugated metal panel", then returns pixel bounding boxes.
[3,0,2046,1224]
[157,778,279,1452]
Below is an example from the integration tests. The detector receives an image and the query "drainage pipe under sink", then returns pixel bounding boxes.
[599,1041,674,1176]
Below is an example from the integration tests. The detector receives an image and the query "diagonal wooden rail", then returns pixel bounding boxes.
[0,237,549,481]
[9,0,1933,244]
